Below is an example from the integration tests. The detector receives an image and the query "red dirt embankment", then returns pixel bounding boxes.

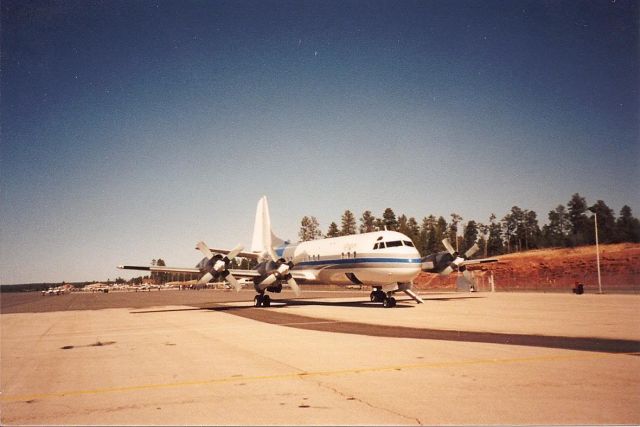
[414,243,640,293]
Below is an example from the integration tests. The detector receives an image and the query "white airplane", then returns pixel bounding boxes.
[118,196,495,308]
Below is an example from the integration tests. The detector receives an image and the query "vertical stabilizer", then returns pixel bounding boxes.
[251,196,284,254]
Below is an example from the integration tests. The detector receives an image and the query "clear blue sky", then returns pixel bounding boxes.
[2,0,638,284]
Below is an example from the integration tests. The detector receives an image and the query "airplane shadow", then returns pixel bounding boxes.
[130,295,486,314]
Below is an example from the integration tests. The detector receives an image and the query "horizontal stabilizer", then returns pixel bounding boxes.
[197,247,261,260]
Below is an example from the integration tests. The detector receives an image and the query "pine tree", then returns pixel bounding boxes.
[477,222,489,257]
[435,216,448,251]
[615,205,640,242]
[461,220,478,254]
[382,208,398,231]
[448,213,462,251]
[487,213,504,256]
[524,209,541,250]
[542,205,570,247]
[298,216,322,241]
[419,215,438,255]
[326,222,340,238]
[359,210,377,233]
[398,214,409,235]
[588,200,616,243]
[567,193,590,246]
[340,210,357,235]
[406,217,420,245]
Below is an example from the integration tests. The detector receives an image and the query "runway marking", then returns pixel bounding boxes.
[1,351,633,403]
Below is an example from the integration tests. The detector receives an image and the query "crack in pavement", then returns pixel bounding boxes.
[311,379,423,425]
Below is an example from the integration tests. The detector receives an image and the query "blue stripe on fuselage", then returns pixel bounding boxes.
[296,257,421,267]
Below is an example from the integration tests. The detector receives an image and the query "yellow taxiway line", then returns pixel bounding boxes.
[2,351,636,403]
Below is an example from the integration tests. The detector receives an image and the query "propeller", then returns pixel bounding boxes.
[442,238,480,290]
[438,238,479,272]
[195,241,244,292]
[260,228,300,296]
[259,258,300,296]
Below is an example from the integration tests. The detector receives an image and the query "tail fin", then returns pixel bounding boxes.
[250,196,285,255]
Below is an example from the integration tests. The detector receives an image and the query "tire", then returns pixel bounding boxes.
[263,295,271,307]
[370,292,376,302]
[254,295,263,307]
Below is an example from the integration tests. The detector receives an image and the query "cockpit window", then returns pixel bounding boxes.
[373,242,387,250]
[386,240,403,248]
[403,240,415,247]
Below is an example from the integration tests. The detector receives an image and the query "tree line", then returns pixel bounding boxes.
[298,193,640,257]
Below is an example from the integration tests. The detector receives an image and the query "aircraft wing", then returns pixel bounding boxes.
[460,257,499,267]
[118,265,261,277]
[117,266,316,283]
[118,265,269,280]
[227,269,315,282]
[117,265,201,273]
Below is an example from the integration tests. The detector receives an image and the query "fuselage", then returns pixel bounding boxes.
[275,230,422,286]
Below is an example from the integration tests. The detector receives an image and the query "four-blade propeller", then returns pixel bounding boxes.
[439,238,480,288]
[194,239,301,297]
[195,241,244,291]
[260,226,301,296]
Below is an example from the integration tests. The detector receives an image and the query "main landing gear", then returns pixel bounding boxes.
[254,294,271,307]
[369,288,396,308]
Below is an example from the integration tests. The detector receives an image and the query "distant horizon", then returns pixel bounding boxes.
[2,237,637,287]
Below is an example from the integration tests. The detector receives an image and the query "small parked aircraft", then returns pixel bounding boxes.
[119,196,496,307]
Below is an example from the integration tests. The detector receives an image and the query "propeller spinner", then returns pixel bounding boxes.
[195,241,244,291]
[259,257,300,296]
[421,238,481,289]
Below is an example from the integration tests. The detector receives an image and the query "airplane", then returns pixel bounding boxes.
[118,196,496,308]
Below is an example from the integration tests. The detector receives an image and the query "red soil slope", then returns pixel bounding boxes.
[413,243,640,293]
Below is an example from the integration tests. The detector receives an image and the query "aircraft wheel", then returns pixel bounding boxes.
[370,291,376,302]
[262,295,271,307]
[254,295,263,307]
[383,297,396,308]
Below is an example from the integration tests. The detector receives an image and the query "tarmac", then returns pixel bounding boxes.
[1,290,639,425]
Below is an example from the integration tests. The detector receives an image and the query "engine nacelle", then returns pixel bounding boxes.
[266,283,283,293]
[421,251,455,274]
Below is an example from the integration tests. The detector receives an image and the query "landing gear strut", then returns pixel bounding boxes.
[254,294,271,307]
[370,288,397,308]
[369,290,385,302]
